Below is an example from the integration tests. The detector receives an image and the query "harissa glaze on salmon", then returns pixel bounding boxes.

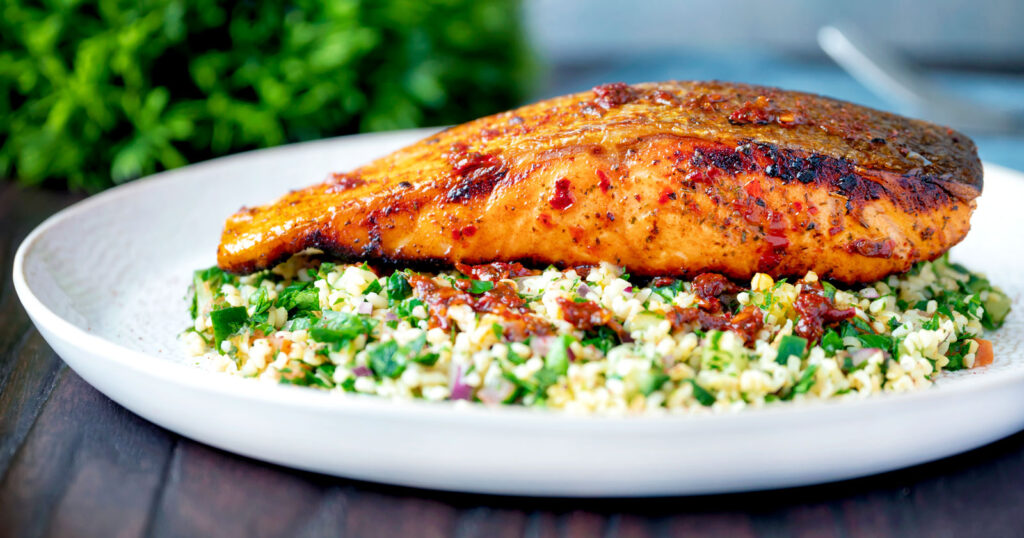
[218,80,983,284]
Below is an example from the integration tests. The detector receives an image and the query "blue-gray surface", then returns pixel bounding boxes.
[538,54,1024,172]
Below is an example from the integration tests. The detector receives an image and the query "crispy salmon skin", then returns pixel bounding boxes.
[218,80,982,283]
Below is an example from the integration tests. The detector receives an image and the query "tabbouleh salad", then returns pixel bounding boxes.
[181,254,1010,414]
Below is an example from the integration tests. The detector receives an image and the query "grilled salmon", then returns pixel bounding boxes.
[218,81,982,283]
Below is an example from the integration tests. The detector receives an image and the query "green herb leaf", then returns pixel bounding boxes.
[387,273,412,302]
[851,317,874,334]
[944,338,972,371]
[822,281,837,301]
[363,280,382,295]
[820,329,843,356]
[856,333,895,355]
[581,325,619,354]
[367,340,405,378]
[248,287,272,316]
[468,280,494,294]
[545,334,573,376]
[689,379,715,406]
[312,364,336,388]
[318,262,337,278]
[277,282,319,312]
[282,315,313,331]
[793,364,819,394]
[210,306,248,349]
[982,288,1011,330]
[309,310,376,347]
[638,370,670,396]
[776,335,808,365]
[393,297,425,323]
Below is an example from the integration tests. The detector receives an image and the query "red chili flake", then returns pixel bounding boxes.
[452,224,477,241]
[808,206,819,215]
[634,194,642,202]
[651,90,677,105]
[743,180,762,198]
[728,95,806,128]
[765,234,789,248]
[847,238,895,258]
[767,211,786,233]
[538,213,554,227]
[592,82,638,109]
[447,143,500,176]
[685,93,726,112]
[684,170,707,184]
[758,247,783,271]
[829,226,843,236]
[549,178,576,210]
[658,187,676,204]
[597,170,612,193]
[325,173,366,193]
[792,201,802,212]
[569,225,586,244]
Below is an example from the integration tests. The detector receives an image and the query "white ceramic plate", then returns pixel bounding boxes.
[13,129,1024,497]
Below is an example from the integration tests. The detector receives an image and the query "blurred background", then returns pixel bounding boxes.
[2,0,1022,192]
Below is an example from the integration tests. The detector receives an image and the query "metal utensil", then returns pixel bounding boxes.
[818,24,1024,134]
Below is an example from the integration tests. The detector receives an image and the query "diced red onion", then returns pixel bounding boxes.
[477,377,515,405]
[850,347,882,365]
[567,345,576,362]
[352,366,372,377]
[530,335,553,356]
[860,288,880,299]
[384,311,399,322]
[577,283,591,298]
[625,285,633,293]
[449,365,473,401]
[357,301,373,314]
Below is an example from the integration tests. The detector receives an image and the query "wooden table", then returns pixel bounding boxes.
[3,182,1023,537]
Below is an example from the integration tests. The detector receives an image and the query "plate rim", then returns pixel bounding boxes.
[12,129,1024,432]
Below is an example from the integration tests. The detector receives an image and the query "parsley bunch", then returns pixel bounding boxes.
[1,0,533,191]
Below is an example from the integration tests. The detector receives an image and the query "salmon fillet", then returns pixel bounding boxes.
[218,80,982,283]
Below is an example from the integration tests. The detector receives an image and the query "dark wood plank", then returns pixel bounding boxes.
[452,506,528,538]
[148,442,327,538]
[0,369,174,538]
[609,514,656,538]
[342,487,459,538]
[664,512,758,538]
[0,330,64,479]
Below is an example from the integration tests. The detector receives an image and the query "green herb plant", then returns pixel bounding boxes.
[1,0,533,191]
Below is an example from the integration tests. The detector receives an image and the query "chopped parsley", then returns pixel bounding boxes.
[776,335,807,365]
[689,379,715,406]
[210,306,247,349]
[362,280,382,295]
[793,364,819,395]
[468,279,494,294]
[366,340,405,378]
[386,273,412,302]
[309,311,376,349]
